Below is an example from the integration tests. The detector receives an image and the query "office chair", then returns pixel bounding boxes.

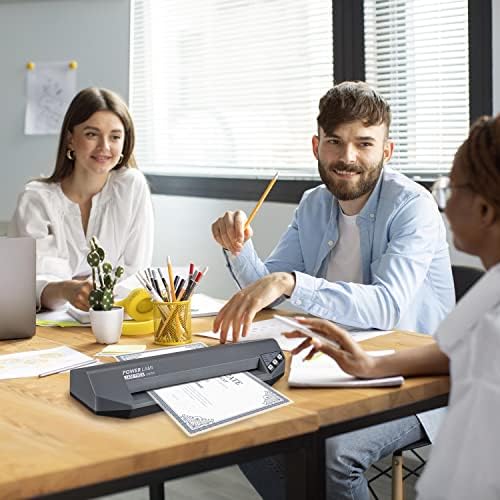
[368,265,484,500]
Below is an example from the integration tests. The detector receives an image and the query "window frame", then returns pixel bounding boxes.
[144,0,492,204]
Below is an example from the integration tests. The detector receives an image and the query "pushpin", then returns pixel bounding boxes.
[26,61,35,71]
[68,60,78,70]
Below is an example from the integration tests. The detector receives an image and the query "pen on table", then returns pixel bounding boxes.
[244,172,279,230]
[167,256,177,301]
[38,359,96,378]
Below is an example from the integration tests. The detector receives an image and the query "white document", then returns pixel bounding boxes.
[149,371,291,436]
[0,346,93,380]
[197,318,392,351]
[190,293,225,317]
[288,349,404,388]
[25,61,76,135]
[116,342,206,361]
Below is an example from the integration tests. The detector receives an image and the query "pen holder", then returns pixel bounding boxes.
[153,299,192,345]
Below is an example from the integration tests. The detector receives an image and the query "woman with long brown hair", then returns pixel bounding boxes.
[10,87,154,311]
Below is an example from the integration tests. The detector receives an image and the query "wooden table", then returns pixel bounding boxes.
[0,317,449,500]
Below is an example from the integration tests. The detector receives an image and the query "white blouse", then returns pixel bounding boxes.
[9,168,154,309]
[416,263,500,500]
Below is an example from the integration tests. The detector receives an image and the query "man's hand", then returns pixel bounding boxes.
[63,279,93,311]
[211,210,254,255]
[285,317,379,379]
[213,272,296,343]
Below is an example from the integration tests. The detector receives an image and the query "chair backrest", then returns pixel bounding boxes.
[451,265,484,302]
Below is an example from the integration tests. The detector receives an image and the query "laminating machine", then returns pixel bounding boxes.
[70,339,285,418]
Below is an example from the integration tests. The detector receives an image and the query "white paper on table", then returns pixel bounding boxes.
[25,61,76,135]
[288,349,404,388]
[116,342,206,361]
[197,318,392,351]
[149,371,291,436]
[0,346,93,380]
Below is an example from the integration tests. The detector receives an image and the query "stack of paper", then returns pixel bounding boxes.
[288,350,404,388]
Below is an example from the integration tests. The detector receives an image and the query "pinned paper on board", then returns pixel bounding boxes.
[24,61,77,135]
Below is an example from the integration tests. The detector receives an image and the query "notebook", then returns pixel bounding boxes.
[288,350,404,388]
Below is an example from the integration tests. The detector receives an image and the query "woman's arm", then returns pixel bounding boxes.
[41,279,93,311]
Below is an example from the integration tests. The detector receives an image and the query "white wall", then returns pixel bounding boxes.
[0,0,130,221]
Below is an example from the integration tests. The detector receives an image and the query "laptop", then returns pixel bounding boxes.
[0,237,36,340]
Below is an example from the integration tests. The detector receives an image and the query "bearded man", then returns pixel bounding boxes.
[211,81,455,500]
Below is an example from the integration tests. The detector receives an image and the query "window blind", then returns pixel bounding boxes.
[130,0,333,180]
[364,0,469,178]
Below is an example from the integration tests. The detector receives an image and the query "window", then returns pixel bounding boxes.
[364,0,470,178]
[130,0,333,180]
[130,0,490,200]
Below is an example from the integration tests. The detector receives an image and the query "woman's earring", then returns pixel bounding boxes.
[66,149,74,161]
[117,154,124,165]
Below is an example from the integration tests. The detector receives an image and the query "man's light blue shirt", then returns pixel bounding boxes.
[225,167,455,335]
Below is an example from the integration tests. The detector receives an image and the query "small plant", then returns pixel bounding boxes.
[87,236,124,311]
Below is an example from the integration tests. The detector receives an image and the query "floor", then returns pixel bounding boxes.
[100,446,431,500]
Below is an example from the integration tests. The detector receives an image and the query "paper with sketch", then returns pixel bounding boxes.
[25,61,76,135]
[288,349,404,388]
[197,318,392,351]
[0,346,93,380]
[149,371,291,436]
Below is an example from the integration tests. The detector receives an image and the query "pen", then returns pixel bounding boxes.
[38,359,96,378]
[175,278,185,300]
[183,266,209,301]
[157,268,171,301]
[189,262,195,281]
[244,172,279,230]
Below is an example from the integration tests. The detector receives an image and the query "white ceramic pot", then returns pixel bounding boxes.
[89,306,124,344]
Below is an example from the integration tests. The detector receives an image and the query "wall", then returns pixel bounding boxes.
[0,0,130,221]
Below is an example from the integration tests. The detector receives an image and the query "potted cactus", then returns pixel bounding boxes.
[87,237,125,344]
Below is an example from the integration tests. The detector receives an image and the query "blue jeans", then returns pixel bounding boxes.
[240,415,426,500]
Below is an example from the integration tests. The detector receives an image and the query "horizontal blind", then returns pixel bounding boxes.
[130,0,333,180]
[364,0,469,178]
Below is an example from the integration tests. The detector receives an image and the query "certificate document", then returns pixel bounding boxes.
[148,372,291,436]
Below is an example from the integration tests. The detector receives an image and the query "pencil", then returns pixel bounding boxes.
[167,256,177,301]
[244,172,279,230]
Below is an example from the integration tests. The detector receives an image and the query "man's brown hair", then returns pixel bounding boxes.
[317,81,391,136]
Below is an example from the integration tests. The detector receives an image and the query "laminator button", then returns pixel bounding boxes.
[272,359,279,366]
[268,363,274,371]
[277,353,283,361]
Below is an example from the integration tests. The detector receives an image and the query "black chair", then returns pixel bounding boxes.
[368,265,484,500]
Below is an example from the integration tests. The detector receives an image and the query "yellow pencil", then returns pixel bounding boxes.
[244,172,279,230]
[167,256,176,302]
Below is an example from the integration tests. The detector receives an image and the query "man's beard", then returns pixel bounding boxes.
[318,155,384,201]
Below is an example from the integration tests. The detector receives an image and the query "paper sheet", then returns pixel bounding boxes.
[288,350,404,388]
[25,61,76,135]
[197,318,393,351]
[0,346,93,380]
[149,371,291,436]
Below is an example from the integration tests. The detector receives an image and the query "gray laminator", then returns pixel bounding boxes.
[70,339,285,418]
